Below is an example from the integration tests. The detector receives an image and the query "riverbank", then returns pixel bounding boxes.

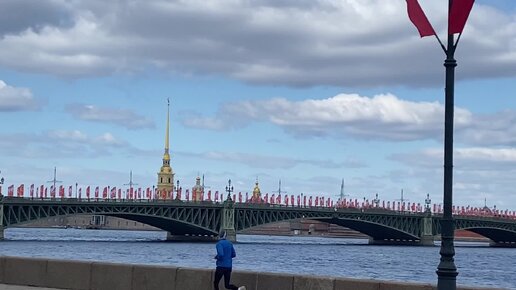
[0,256,504,290]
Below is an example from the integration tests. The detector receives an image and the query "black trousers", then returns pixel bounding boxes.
[214,266,238,290]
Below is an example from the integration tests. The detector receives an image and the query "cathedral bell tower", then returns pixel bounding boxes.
[157,99,174,199]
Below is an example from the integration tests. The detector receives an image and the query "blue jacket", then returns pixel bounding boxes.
[215,239,236,268]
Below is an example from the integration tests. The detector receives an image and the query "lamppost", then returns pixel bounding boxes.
[406,2,474,288]
[437,5,462,289]
[225,179,233,201]
[0,170,4,197]
[425,194,432,213]
[176,180,180,199]
[75,183,78,199]
[152,185,155,200]
[373,193,380,208]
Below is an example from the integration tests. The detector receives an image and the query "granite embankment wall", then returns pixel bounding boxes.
[0,256,503,290]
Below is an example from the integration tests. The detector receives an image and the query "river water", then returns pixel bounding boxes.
[0,228,513,289]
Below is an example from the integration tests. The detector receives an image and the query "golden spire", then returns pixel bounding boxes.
[165,98,170,155]
[157,98,174,199]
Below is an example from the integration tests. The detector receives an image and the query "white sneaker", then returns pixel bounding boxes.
[238,287,246,290]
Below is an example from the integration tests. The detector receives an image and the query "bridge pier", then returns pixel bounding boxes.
[368,238,433,246]
[166,232,218,242]
[489,241,516,248]
[221,199,237,243]
[0,201,3,240]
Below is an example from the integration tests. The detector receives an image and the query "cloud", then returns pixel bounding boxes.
[388,146,516,208]
[457,110,516,146]
[65,103,155,129]
[0,80,41,112]
[0,0,73,35]
[392,147,516,170]
[0,130,128,159]
[182,93,516,146]
[179,150,365,170]
[182,93,473,141]
[0,1,514,87]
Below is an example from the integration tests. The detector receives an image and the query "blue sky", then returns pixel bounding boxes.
[1,0,516,209]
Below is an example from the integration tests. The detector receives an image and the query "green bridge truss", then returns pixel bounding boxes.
[1,197,516,247]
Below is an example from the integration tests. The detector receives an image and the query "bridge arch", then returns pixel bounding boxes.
[1,201,222,238]
[313,217,420,241]
[459,226,516,245]
[235,207,424,243]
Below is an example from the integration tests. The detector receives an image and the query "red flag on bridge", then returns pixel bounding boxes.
[449,0,475,34]
[406,0,436,37]
[18,184,25,197]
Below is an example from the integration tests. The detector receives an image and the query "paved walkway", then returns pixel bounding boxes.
[0,285,61,290]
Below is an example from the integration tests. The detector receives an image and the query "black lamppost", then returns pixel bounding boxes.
[425,194,432,213]
[437,10,459,290]
[225,179,234,201]
[0,170,4,197]
[373,193,380,208]
[75,182,78,199]
[176,180,180,199]
[406,2,474,288]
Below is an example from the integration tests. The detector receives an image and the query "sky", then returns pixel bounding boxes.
[0,0,515,209]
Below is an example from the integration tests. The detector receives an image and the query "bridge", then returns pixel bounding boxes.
[1,197,516,247]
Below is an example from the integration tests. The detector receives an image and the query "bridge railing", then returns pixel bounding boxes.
[2,183,515,221]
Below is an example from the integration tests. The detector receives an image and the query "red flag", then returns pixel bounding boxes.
[449,0,474,35]
[406,0,436,37]
[86,186,90,198]
[18,184,25,197]
[95,186,99,198]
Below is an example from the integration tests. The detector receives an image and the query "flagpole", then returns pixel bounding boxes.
[437,1,458,289]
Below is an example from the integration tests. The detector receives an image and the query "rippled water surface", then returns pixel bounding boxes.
[0,228,514,289]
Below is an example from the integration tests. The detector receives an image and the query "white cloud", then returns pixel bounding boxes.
[0,1,514,86]
[389,146,516,208]
[0,80,41,111]
[65,103,155,130]
[48,130,88,141]
[0,130,128,159]
[183,93,473,141]
[179,150,365,170]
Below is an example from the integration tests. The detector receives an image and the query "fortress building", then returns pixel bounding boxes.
[157,99,174,199]
[191,175,204,201]
[251,178,262,203]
